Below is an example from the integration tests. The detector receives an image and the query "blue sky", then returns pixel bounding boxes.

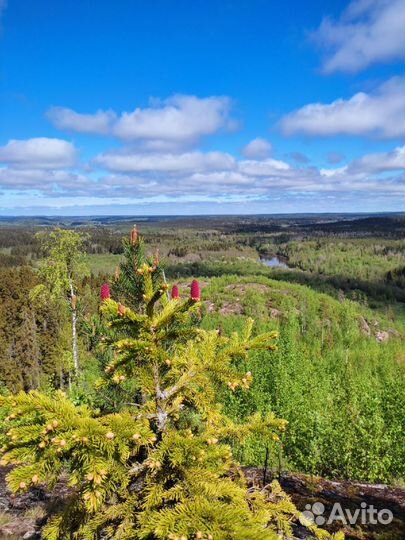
[0,0,404,215]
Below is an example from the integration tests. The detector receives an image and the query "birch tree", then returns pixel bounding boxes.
[34,229,89,376]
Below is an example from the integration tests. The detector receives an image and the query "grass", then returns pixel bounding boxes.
[0,511,11,528]
[24,506,46,520]
[86,253,122,275]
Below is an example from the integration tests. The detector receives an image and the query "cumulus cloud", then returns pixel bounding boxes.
[91,171,255,200]
[348,144,405,174]
[114,95,233,142]
[0,138,77,169]
[94,150,235,174]
[88,145,404,200]
[313,0,405,72]
[239,158,290,176]
[47,107,116,134]
[47,95,234,146]
[0,168,91,195]
[188,171,252,187]
[1,142,404,207]
[320,145,405,186]
[241,138,272,159]
[280,77,405,139]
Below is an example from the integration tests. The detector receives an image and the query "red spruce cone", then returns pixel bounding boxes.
[118,303,126,317]
[171,285,180,300]
[100,283,110,301]
[190,280,200,301]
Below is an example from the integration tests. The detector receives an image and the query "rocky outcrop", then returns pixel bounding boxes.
[358,316,402,343]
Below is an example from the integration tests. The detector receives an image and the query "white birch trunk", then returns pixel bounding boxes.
[69,281,79,375]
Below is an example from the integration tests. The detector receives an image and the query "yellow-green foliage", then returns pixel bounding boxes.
[0,237,342,540]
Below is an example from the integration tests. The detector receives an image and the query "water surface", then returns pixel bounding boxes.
[260,256,289,269]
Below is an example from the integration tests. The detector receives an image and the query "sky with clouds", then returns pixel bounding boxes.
[0,0,404,215]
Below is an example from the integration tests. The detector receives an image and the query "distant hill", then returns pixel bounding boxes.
[0,212,403,233]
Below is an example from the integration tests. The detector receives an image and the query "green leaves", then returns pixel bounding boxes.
[36,229,90,299]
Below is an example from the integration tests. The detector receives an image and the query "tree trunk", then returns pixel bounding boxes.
[69,282,79,376]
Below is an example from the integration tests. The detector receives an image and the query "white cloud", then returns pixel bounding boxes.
[94,150,235,173]
[320,166,348,178]
[239,158,290,176]
[1,141,404,206]
[187,171,252,188]
[241,138,272,159]
[90,146,404,199]
[321,145,405,182]
[313,0,405,72]
[47,95,234,145]
[0,138,77,169]
[0,168,90,193]
[280,77,405,139]
[348,144,405,173]
[114,95,233,142]
[47,107,116,134]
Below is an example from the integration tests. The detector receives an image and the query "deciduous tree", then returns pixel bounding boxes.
[33,229,89,376]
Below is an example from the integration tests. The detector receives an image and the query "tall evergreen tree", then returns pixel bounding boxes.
[15,307,41,390]
[112,224,163,309]
[0,267,65,391]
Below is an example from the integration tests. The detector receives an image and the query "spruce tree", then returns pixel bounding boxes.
[112,225,164,310]
[15,307,41,390]
[0,231,343,540]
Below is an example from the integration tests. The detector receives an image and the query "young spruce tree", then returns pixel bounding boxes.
[0,228,342,540]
